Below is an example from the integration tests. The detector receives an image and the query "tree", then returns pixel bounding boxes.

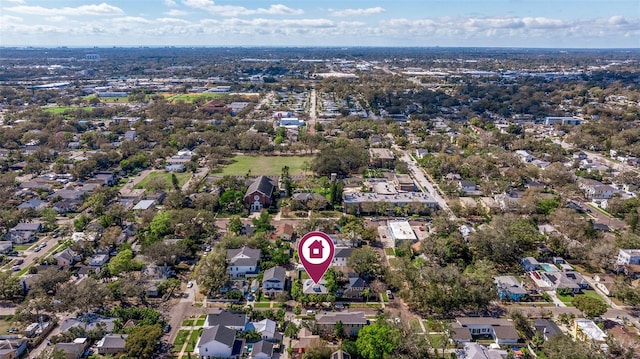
[108,249,143,276]
[0,271,23,300]
[252,211,273,233]
[125,324,163,359]
[149,211,171,239]
[348,247,383,279]
[572,295,608,318]
[228,216,242,235]
[334,320,345,339]
[542,334,603,359]
[195,250,228,295]
[356,319,400,359]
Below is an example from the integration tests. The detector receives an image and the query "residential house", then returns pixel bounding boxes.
[572,319,607,344]
[96,334,127,355]
[261,266,286,298]
[272,223,294,241]
[291,328,322,356]
[616,249,640,266]
[415,149,429,159]
[316,312,368,337]
[53,199,78,214]
[303,279,328,295]
[247,319,281,342]
[494,190,524,211]
[455,317,520,345]
[124,130,137,141]
[0,338,28,359]
[495,276,527,302]
[332,247,352,267]
[251,340,274,359]
[89,254,109,266]
[194,325,242,359]
[17,199,48,211]
[578,179,616,200]
[515,150,534,163]
[54,248,80,267]
[521,257,541,272]
[227,246,261,278]
[340,275,369,299]
[369,148,395,168]
[460,342,507,359]
[540,271,588,294]
[76,266,101,279]
[0,242,13,254]
[5,222,42,244]
[244,176,276,212]
[54,338,89,359]
[593,274,617,296]
[52,189,84,201]
[204,310,248,331]
[533,319,562,342]
[458,180,477,193]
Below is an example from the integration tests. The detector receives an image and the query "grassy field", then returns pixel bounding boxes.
[43,106,93,114]
[217,155,313,176]
[166,93,225,103]
[134,171,191,191]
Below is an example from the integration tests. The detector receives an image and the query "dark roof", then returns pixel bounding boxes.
[534,319,562,338]
[13,222,42,231]
[262,266,286,283]
[346,276,368,289]
[206,310,247,328]
[199,325,235,347]
[335,247,352,258]
[98,334,127,349]
[451,324,472,341]
[316,312,367,325]
[252,340,274,356]
[245,176,276,197]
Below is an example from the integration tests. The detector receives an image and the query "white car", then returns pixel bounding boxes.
[187,281,193,288]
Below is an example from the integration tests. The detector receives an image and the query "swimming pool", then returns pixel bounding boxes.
[539,263,559,272]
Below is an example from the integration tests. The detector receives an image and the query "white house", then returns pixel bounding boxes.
[194,325,238,359]
[248,319,279,342]
[332,247,352,267]
[617,249,640,266]
[226,246,261,278]
[261,266,286,298]
[515,150,534,163]
[578,179,616,200]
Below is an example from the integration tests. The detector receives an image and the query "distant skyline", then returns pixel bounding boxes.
[1,1,639,48]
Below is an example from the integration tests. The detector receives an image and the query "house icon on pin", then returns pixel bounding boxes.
[309,240,324,259]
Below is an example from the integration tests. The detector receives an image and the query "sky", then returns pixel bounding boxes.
[1,0,639,48]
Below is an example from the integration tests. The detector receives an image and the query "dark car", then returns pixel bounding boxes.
[163,325,171,333]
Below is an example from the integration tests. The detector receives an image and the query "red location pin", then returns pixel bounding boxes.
[298,231,335,284]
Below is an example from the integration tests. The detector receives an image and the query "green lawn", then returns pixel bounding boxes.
[216,155,313,176]
[581,290,608,304]
[173,330,190,346]
[134,171,191,191]
[181,319,194,327]
[184,329,203,352]
[384,248,395,256]
[409,318,423,333]
[43,106,93,114]
[254,302,271,308]
[558,290,608,306]
[195,319,205,326]
[167,93,225,103]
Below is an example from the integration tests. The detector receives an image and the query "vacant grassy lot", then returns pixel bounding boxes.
[217,155,313,176]
[166,93,225,103]
[43,106,93,114]
[134,171,191,191]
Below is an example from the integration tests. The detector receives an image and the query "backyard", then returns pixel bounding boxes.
[134,171,191,191]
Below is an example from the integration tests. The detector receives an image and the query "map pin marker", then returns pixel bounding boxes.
[298,231,335,284]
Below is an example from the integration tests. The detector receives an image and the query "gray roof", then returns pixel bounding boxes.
[262,266,286,284]
[493,325,519,340]
[252,340,274,356]
[205,310,247,328]
[335,247,352,259]
[534,319,562,338]
[13,222,42,231]
[199,325,235,347]
[227,246,261,264]
[245,176,276,197]
[97,334,127,350]
[316,312,367,325]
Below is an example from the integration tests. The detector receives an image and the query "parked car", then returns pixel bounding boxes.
[187,281,193,288]
[163,325,171,333]
[386,290,394,299]
[11,266,20,271]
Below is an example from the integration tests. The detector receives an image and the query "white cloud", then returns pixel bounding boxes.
[5,0,25,3]
[329,7,385,17]
[182,0,303,16]
[164,0,178,7]
[165,9,188,16]
[5,2,124,17]
[0,15,23,23]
